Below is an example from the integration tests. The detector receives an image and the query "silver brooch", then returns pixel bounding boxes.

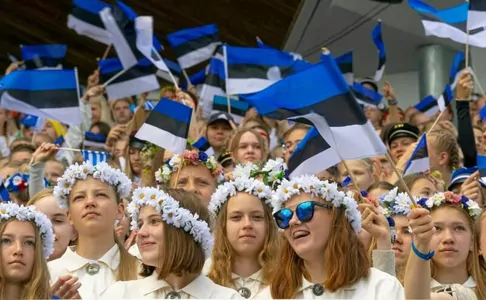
[166,291,181,299]
[237,287,251,299]
[86,263,100,275]
[312,284,324,296]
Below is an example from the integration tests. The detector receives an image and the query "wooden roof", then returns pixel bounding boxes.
[0,0,302,82]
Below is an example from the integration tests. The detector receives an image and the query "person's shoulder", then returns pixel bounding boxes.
[363,268,405,299]
[200,276,243,299]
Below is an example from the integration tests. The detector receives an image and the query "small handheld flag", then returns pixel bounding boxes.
[403,134,429,176]
[372,21,386,82]
[212,95,249,124]
[81,150,109,165]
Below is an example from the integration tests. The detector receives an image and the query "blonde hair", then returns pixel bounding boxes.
[140,189,209,278]
[208,195,279,288]
[229,128,269,163]
[27,187,55,206]
[270,205,369,298]
[0,219,51,299]
[427,130,460,172]
[89,95,114,126]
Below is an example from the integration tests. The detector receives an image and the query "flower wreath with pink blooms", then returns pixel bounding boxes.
[416,191,481,219]
[155,150,224,185]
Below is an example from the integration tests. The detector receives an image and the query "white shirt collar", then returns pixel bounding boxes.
[298,275,358,293]
[140,272,216,298]
[61,244,120,272]
[430,276,477,289]
[231,269,263,283]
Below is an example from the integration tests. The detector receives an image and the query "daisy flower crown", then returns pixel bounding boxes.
[54,161,132,210]
[379,187,413,218]
[0,203,55,258]
[208,159,286,217]
[128,187,213,258]
[272,174,362,232]
[5,173,49,193]
[155,150,224,185]
[417,191,481,219]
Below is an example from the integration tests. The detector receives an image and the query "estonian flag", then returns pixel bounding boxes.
[157,59,181,83]
[54,135,65,146]
[19,114,44,130]
[192,137,215,156]
[287,127,340,179]
[240,52,387,160]
[68,0,112,45]
[480,105,486,121]
[414,95,439,117]
[334,51,353,86]
[81,150,109,165]
[449,51,466,89]
[256,37,304,61]
[224,44,313,95]
[134,16,170,74]
[0,69,81,126]
[0,180,9,202]
[372,21,386,82]
[468,0,486,31]
[351,82,383,108]
[212,95,249,124]
[98,58,159,100]
[167,24,222,69]
[436,84,453,113]
[403,134,429,176]
[409,0,486,48]
[135,98,192,154]
[20,44,67,70]
[477,154,486,178]
[181,68,206,90]
[84,131,107,149]
[200,55,226,119]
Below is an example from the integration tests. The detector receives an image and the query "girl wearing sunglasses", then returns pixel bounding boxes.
[257,174,404,299]
[206,161,282,299]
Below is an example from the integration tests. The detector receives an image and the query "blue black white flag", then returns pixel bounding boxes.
[20,44,67,70]
[81,150,109,165]
[68,0,112,44]
[372,21,386,82]
[403,134,429,176]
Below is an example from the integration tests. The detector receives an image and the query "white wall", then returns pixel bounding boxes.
[380,71,420,109]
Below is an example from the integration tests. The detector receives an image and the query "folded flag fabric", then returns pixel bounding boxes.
[224,44,313,95]
[156,58,181,83]
[54,135,65,146]
[449,51,465,89]
[81,150,109,165]
[351,82,383,108]
[135,98,192,154]
[20,44,67,70]
[414,95,439,117]
[84,131,107,148]
[181,68,207,90]
[436,84,453,113]
[334,51,353,86]
[135,16,170,74]
[19,114,44,130]
[68,0,112,44]
[212,95,249,124]
[98,57,159,100]
[143,101,155,111]
[256,36,303,61]
[409,0,486,48]
[403,134,429,176]
[372,21,386,82]
[199,54,226,119]
[468,0,486,31]
[167,24,222,69]
[192,137,215,157]
[0,180,9,202]
[477,154,486,177]
[480,105,486,121]
[287,126,340,179]
[0,69,81,125]
[240,52,386,160]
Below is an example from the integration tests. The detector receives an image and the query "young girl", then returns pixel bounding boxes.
[102,188,241,299]
[338,159,378,192]
[258,174,404,299]
[206,161,282,298]
[229,128,269,165]
[156,149,224,205]
[405,192,486,299]
[27,187,76,261]
[0,202,55,299]
[49,161,139,299]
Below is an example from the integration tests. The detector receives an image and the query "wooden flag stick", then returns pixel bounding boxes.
[101,45,112,60]
[385,152,417,207]
[172,167,182,188]
[102,68,129,87]
[341,160,366,203]
[58,147,82,152]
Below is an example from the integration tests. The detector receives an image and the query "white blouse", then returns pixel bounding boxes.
[430,276,477,300]
[255,268,404,299]
[48,245,121,299]
[101,272,243,299]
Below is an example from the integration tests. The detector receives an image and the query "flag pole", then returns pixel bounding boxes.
[385,152,417,207]
[102,68,129,88]
[181,69,192,88]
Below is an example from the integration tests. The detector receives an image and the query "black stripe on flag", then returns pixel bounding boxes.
[420,14,467,32]
[228,64,295,80]
[288,130,331,174]
[101,64,156,85]
[265,91,368,127]
[212,101,247,117]
[144,108,189,139]
[24,58,63,70]
[5,90,79,109]
[414,144,428,159]
[204,73,226,90]
[351,90,378,106]
[71,5,105,29]
[171,32,220,58]
[338,62,353,74]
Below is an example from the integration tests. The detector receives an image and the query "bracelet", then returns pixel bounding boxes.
[411,240,435,260]
[388,98,398,105]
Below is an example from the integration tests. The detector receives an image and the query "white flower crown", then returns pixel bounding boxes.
[417,191,481,219]
[128,187,213,257]
[379,187,413,218]
[54,161,132,210]
[272,174,362,232]
[0,203,55,258]
[208,162,274,217]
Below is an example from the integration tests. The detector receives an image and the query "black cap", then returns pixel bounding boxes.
[386,123,419,146]
[129,136,146,149]
[207,112,234,126]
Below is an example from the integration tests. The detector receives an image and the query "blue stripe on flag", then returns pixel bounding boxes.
[225,45,301,67]
[0,70,77,91]
[163,59,182,75]
[21,45,67,61]
[167,24,219,47]
[0,181,9,202]
[192,137,210,150]
[414,95,437,112]
[85,131,106,143]
[480,105,486,121]
[153,97,192,123]
[372,22,386,60]
[73,0,111,13]
[99,57,152,75]
[403,134,429,176]
[478,154,486,177]
[449,51,465,84]
[408,0,469,24]
[54,135,65,146]
[335,51,353,64]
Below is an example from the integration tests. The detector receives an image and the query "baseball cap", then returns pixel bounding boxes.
[208,112,234,126]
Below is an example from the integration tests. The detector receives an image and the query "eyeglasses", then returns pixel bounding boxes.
[273,201,332,229]
[283,140,302,150]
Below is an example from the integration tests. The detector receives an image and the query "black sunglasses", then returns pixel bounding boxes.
[273,201,332,229]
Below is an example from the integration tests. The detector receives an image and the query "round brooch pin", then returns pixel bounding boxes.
[166,291,181,299]
[86,262,100,275]
[312,284,324,296]
[237,287,251,299]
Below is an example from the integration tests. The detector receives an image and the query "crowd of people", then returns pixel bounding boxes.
[1,56,486,300]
